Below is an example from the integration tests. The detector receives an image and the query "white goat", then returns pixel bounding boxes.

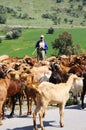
[70,76,83,103]
[32,74,83,130]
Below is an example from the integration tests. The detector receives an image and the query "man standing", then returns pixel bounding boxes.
[35,35,48,61]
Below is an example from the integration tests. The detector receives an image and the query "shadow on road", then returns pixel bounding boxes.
[6,120,60,130]
[6,125,33,130]
[65,104,86,110]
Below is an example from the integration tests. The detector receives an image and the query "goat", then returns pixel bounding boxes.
[7,79,25,117]
[70,75,83,104]
[0,81,7,125]
[49,62,62,84]
[0,71,11,125]
[1,69,25,118]
[68,65,83,77]
[32,74,83,130]
[24,73,39,115]
[81,72,86,109]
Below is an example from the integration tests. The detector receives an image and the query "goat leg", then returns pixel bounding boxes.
[10,96,16,117]
[59,104,64,127]
[39,113,45,130]
[29,98,33,115]
[33,112,38,130]
[0,118,2,125]
[19,95,22,116]
[0,105,2,125]
[27,97,32,115]
[81,91,85,109]
[0,114,2,125]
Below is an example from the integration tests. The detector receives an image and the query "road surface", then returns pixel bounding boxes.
[0,104,86,130]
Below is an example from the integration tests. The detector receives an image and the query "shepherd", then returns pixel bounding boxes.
[35,35,48,62]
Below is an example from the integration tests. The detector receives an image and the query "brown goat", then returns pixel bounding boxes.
[0,70,25,120]
[0,84,7,125]
[6,78,25,117]
[0,74,11,125]
[25,73,39,115]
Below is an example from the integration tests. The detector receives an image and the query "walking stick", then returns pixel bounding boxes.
[32,48,37,55]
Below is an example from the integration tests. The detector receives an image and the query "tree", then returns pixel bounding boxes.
[52,32,82,56]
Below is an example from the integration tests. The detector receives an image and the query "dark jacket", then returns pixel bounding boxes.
[35,40,48,50]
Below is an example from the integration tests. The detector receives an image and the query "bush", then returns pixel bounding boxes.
[56,0,63,3]
[42,13,51,19]
[6,31,13,39]
[6,28,22,40]
[0,38,2,43]
[0,14,6,24]
[48,27,54,34]
[66,97,75,106]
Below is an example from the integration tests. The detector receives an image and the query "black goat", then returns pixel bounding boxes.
[81,72,86,109]
[49,62,62,84]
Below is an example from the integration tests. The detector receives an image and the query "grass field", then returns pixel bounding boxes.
[0,28,86,58]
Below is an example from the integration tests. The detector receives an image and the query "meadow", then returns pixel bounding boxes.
[0,28,86,58]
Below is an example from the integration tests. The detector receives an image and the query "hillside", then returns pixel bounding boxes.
[0,0,86,28]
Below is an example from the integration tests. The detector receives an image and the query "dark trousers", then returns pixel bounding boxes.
[37,48,46,61]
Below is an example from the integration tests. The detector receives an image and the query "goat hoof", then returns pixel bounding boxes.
[60,123,64,127]
[27,112,32,115]
[9,113,14,118]
[19,113,22,116]
[2,115,6,119]
[34,127,38,130]
[81,106,84,109]
[0,121,2,125]
[9,114,13,117]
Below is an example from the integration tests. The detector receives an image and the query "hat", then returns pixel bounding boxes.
[40,35,44,38]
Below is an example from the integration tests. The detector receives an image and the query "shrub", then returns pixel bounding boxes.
[41,13,51,19]
[0,14,6,24]
[0,38,2,43]
[12,29,21,39]
[48,27,54,34]
[6,31,13,39]
[56,0,63,3]
[6,28,22,40]
[66,97,75,106]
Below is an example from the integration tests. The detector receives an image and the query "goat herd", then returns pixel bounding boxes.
[0,54,86,130]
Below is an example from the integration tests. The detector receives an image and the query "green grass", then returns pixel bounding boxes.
[0,28,86,58]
